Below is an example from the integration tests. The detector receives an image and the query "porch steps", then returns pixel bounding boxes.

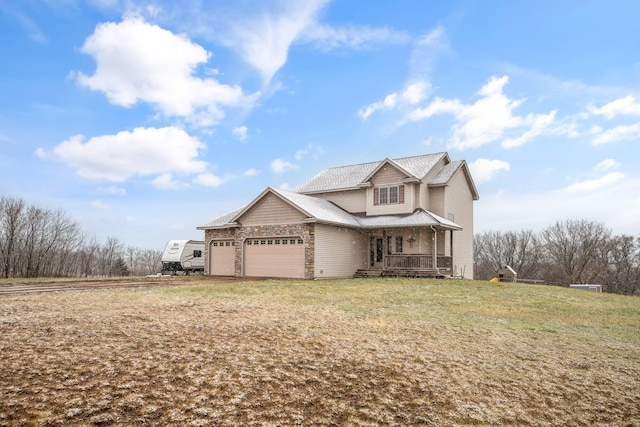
[353,269,448,279]
[353,269,383,278]
[382,269,447,278]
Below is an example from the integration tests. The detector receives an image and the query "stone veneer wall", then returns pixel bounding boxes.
[204,223,315,279]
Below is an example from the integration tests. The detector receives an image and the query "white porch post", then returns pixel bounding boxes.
[432,228,437,270]
[450,230,454,259]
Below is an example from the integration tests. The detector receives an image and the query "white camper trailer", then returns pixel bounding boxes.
[161,240,205,274]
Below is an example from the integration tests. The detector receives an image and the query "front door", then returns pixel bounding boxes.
[370,237,384,268]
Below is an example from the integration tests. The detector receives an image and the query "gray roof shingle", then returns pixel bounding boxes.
[269,187,361,227]
[296,152,447,193]
[197,206,245,229]
[198,186,462,230]
[430,160,464,186]
[355,209,461,229]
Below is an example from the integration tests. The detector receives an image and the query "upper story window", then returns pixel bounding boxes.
[374,184,405,205]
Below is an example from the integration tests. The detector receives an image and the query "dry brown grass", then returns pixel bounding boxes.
[1,277,639,426]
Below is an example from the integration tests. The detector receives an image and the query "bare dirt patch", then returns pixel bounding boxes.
[1,278,639,426]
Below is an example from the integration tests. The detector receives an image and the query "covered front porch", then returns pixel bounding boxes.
[355,224,457,278]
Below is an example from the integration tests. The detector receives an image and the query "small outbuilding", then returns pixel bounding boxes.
[569,284,602,293]
[498,265,517,282]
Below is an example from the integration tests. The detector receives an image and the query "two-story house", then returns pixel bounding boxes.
[197,152,479,279]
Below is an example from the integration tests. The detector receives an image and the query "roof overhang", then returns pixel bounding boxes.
[360,158,418,185]
[354,209,462,230]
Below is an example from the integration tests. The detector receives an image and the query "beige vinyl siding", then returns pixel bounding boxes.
[419,157,448,210]
[314,224,368,278]
[366,164,415,215]
[367,186,414,216]
[370,165,406,185]
[238,193,305,225]
[428,186,445,217]
[388,229,434,255]
[443,169,475,279]
[314,189,366,213]
[412,183,421,211]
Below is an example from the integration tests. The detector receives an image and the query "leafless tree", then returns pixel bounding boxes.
[0,196,26,278]
[124,246,163,276]
[0,194,165,279]
[542,219,611,286]
[474,229,545,280]
[77,237,101,278]
[97,236,125,277]
[600,235,640,295]
[139,248,163,275]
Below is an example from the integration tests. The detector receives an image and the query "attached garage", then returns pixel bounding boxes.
[209,240,235,276]
[244,237,305,278]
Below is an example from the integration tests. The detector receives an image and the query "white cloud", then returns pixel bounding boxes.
[501,110,557,148]
[468,158,510,184]
[359,81,429,120]
[595,159,620,172]
[401,81,430,104]
[589,95,640,119]
[476,175,640,236]
[228,1,327,84]
[358,27,443,121]
[75,16,250,126]
[194,173,225,188]
[592,123,640,145]
[232,125,248,141]
[302,23,409,51]
[90,199,108,209]
[359,94,397,120]
[217,0,409,85]
[152,173,180,190]
[99,185,127,195]
[409,26,448,77]
[271,158,297,174]
[244,168,260,177]
[40,126,207,182]
[560,172,625,193]
[409,75,555,150]
[295,143,325,161]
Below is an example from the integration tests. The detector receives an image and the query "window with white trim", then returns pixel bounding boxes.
[374,184,405,205]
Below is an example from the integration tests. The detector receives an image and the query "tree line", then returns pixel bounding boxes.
[474,219,640,295]
[0,195,162,279]
[3,194,639,295]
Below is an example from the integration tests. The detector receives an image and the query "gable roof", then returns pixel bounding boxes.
[197,206,246,229]
[297,152,448,194]
[266,187,361,227]
[198,186,462,231]
[360,157,418,184]
[429,160,479,200]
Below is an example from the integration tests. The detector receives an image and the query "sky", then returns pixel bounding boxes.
[1,0,639,250]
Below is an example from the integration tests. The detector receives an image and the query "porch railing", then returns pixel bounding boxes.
[384,255,452,270]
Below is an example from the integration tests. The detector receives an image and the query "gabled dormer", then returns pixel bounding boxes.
[360,158,419,216]
[295,152,472,217]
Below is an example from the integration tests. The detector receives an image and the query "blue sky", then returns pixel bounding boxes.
[1,0,639,250]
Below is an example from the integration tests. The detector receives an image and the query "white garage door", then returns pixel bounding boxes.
[244,237,305,278]
[209,240,235,276]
